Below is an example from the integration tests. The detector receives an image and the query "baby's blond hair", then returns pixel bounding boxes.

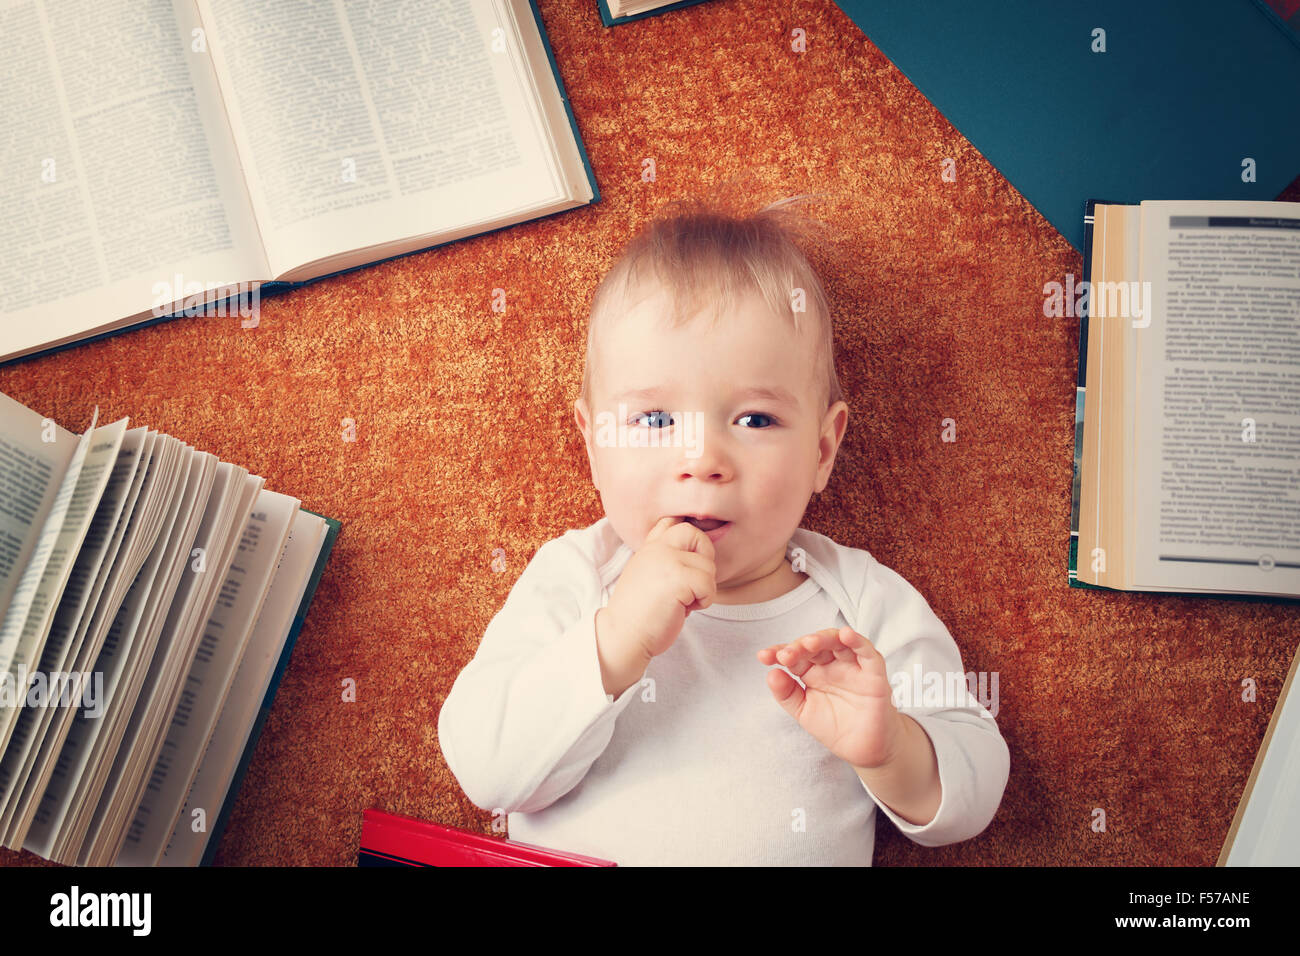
[580,193,844,414]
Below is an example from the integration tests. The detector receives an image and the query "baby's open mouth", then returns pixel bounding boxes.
[679,516,728,532]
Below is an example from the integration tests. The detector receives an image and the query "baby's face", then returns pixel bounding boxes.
[574,280,848,602]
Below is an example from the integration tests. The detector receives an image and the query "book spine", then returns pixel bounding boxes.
[1068,199,1128,591]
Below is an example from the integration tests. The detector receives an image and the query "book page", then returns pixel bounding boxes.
[0,415,125,764]
[116,489,296,866]
[1132,200,1300,596]
[1077,203,1139,589]
[77,451,218,865]
[155,508,324,867]
[17,432,179,858]
[0,403,97,676]
[610,0,683,16]
[0,0,269,364]
[55,443,205,863]
[112,469,264,865]
[25,438,191,862]
[0,428,147,840]
[197,0,567,278]
[1,430,153,849]
[88,460,246,864]
[0,391,78,630]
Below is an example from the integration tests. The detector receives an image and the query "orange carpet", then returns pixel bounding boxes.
[2,0,1297,867]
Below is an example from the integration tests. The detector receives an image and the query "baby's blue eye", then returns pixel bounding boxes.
[630,410,674,428]
[737,413,774,428]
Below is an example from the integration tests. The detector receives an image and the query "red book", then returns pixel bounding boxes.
[358,809,617,867]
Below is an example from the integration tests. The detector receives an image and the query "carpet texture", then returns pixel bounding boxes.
[2,0,1297,867]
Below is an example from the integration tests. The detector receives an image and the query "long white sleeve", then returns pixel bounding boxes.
[855,556,1011,847]
[436,536,639,814]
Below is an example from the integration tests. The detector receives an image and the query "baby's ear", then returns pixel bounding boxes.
[573,397,593,436]
[573,399,601,490]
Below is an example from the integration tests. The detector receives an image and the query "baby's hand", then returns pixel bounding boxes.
[756,627,904,770]
[602,516,717,661]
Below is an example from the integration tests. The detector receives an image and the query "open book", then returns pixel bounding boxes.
[0,389,339,865]
[1067,199,1300,600]
[598,0,710,26]
[0,0,597,366]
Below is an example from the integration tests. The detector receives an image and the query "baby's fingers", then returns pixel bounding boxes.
[757,631,827,665]
[756,641,814,668]
[756,627,871,669]
[835,626,882,662]
[644,515,679,546]
[790,627,859,665]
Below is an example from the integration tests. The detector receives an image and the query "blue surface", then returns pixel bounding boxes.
[834,0,1300,251]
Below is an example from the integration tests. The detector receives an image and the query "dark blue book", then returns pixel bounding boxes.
[835,0,1300,252]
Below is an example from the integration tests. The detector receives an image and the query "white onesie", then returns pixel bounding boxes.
[438,517,1009,865]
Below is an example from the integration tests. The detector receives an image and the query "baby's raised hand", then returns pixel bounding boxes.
[756,626,904,770]
[602,516,717,662]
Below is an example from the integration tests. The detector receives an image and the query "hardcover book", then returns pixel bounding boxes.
[0,389,340,865]
[1067,198,1299,600]
[1,0,598,366]
[834,0,1300,253]
[358,808,617,866]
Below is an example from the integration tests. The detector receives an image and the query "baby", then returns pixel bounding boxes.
[438,196,1010,865]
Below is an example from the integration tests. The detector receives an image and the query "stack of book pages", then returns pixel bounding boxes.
[0,390,339,866]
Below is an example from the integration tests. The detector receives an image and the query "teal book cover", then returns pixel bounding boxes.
[835,0,1300,252]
